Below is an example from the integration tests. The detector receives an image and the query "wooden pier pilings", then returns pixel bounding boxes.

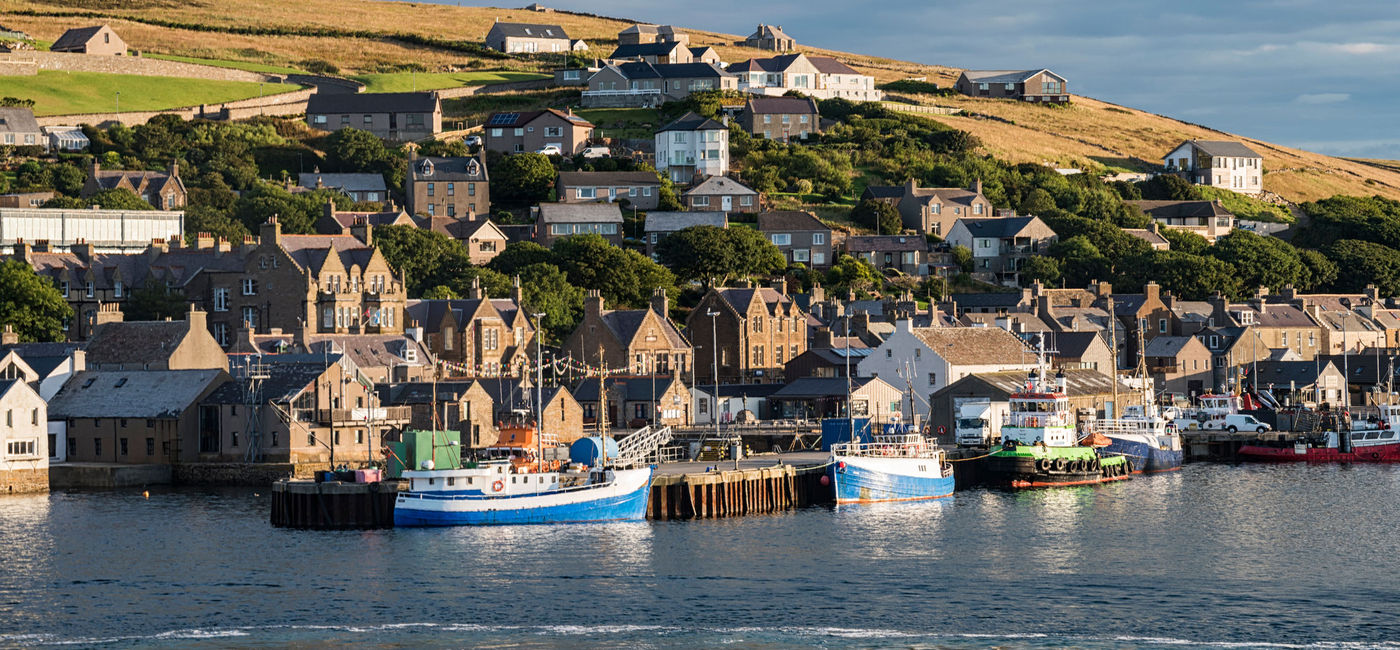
[647,462,831,520]
[270,479,402,529]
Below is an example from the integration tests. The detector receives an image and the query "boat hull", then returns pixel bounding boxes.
[827,455,954,504]
[1104,434,1183,474]
[1238,442,1400,463]
[981,447,1132,489]
[393,467,654,526]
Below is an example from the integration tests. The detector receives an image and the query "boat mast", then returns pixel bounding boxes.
[845,311,854,445]
[597,343,608,467]
[1107,295,1118,416]
[534,312,544,471]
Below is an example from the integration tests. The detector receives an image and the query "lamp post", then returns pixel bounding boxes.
[115,91,120,114]
[706,308,725,465]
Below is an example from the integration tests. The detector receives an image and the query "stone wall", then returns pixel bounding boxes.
[172,462,298,486]
[49,463,172,488]
[33,86,314,127]
[0,468,49,494]
[1,51,280,83]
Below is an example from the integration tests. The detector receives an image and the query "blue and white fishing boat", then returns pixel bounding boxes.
[1096,404,1183,474]
[393,462,653,526]
[827,428,955,503]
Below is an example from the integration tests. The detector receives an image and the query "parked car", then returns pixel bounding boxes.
[464,135,483,147]
[580,146,611,159]
[536,144,563,156]
[1216,413,1272,434]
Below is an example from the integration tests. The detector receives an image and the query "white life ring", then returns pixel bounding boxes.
[492,480,505,492]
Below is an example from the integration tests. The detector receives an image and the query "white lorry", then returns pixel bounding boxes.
[954,399,998,447]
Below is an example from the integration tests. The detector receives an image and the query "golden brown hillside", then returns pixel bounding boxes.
[8,0,1399,202]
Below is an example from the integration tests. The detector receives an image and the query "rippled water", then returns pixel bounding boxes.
[1,464,1399,648]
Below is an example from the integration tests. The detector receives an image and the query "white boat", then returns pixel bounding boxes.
[827,428,954,504]
[393,461,653,526]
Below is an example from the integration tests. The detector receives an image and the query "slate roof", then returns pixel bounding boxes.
[0,378,18,401]
[618,24,680,37]
[936,367,1126,400]
[90,168,183,197]
[693,383,786,398]
[489,22,569,39]
[298,173,387,194]
[949,292,1026,309]
[807,56,858,75]
[757,211,826,232]
[306,92,439,115]
[961,313,1053,332]
[745,96,819,115]
[683,175,757,197]
[1124,228,1169,247]
[572,376,682,403]
[537,202,623,224]
[609,42,687,59]
[328,208,413,230]
[615,62,732,81]
[203,358,334,405]
[771,376,881,399]
[408,156,487,182]
[484,108,592,129]
[657,111,727,132]
[1254,360,1338,386]
[960,69,1063,84]
[1129,200,1235,219]
[49,26,107,51]
[84,320,192,367]
[861,185,904,201]
[954,216,1039,238]
[643,211,727,233]
[377,380,480,405]
[0,107,40,134]
[304,335,430,372]
[845,235,924,252]
[1230,303,1315,328]
[48,369,224,418]
[746,24,793,42]
[1051,331,1105,359]
[598,308,687,348]
[909,326,1034,366]
[557,171,660,187]
[1177,139,1262,159]
[716,287,794,316]
[1144,335,1200,358]
[279,234,376,272]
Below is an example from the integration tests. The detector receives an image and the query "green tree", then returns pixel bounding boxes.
[324,128,391,172]
[552,234,675,308]
[49,162,86,197]
[492,153,556,204]
[42,189,155,211]
[185,205,250,244]
[124,279,188,322]
[823,254,882,298]
[1019,188,1057,214]
[951,245,973,273]
[1210,229,1311,291]
[443,266,513,299]
[1159,227,1210,256]
[487,241,555,276]
[1119,250,1241,300]
[421,285,458,300]
[0,260,72,342]
[655,225,785,289]
[1136,174,1203,201]
[517,262,583,342]
[374,225,473,296]
[233,184,347,234]
[1048,236,1110,289]
[1019,256,1062,288]
[850,198,902,234]
[1323,239,1400,294]
[1299,249,1339,290]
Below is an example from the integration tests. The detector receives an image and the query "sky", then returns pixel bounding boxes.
[430,0,1400,160]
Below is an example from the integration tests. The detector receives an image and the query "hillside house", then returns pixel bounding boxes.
[865,179,993,236]
[739,96,820,141]
[1163,140,1264,194]
[582,62,737,107]
[535,202,624,248]
[405,153,489,219]
[758,211,831,269]
[82,161,186,210]
[954,69,1069,103]
[0,108,41,149]
[297,172,387,204]
[643,211,727,260]
[618,24,689,46]
[1129,200,1235,241]
[730,54,881,101]
[485,22,571,53]
[483,108,594,155]
[845,235,929,275]
[305,92,441,141]
[608,41,693,65]
[945,216,1058,285]
[655,111,729,183]
[743,24,795,51]
[556,171,662,210]
[50,25,126,55]
[681,175,758,213]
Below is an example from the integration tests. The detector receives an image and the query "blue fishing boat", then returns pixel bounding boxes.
[827,428,954,503]
[393,463,653,526]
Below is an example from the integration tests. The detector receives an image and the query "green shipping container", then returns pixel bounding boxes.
[385,431,462,478]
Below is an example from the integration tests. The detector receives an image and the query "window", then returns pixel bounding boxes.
[545,126,562,137]
[468,183,476,196]
[1159,319,1167,333]
[447,183,455,196]
[578,187,597,199]
[340,115,350,125]
[242,306,258,330]
[752,345,765,366]
[114,281,123,298]
[491,128,503,137]
[60,280,69,298]
[886,349,893,358]
[213,323,228,347]
[426,183,435,197]
[314,115,327,125]
[363,115,373,125]
[793,249,810,262]
[85,281,94,298]
[514,128,524,137]
[740,195,753,206]
[242,278,257,296]
[94,438,102,456]
[812,252,825,265]
[694,196,709,207]
[770,233,791,246]
[447,205,456,218]
[812,233,825,245]
[213,288,229,312]
[484,328,499,350]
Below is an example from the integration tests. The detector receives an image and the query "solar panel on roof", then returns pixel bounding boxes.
[489,113,519,126]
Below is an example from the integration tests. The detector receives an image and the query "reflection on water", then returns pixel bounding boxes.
[1,464,1399,648]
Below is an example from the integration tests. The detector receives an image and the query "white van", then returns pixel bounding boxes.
[1213,413,1271,433]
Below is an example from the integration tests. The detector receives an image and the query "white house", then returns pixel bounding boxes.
[857,321,1037,420]
[654,111,728,184]
[0,378,48,493]
[0,334,84,463]
[1163,139,1264,194]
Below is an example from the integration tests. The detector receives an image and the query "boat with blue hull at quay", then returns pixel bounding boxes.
[393,464,654,526]
[1095,401,1182,474]
[827,429,955,504]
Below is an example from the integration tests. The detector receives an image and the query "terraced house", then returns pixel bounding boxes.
[406,278,535,378]
[582,62,737,107]
[688,282,808,384]
[562,289,692,379]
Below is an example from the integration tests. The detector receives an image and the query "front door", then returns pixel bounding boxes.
[722,195,732,211]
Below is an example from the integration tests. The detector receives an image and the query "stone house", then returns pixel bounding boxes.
[0,379,48,493]
[743,24,795,51]
[197,353,410,466]
[582,62,737,108]
[689,47,721,65]
[478,381,586,445]
[643,211,727,260]
[845,235,928,275]
[315,202,415,235]
[739,96,820,142]
[82,161,186,210]
[1207,290,1323,361]
[954,69,1070,103]
[1124,225,1171,251]
[758,211,832,269]
[556,170,662,210]
[454,219,509,265]
[945,215,1058,286]
[681,175,759,213]
[306,91,442,141]
[1198,325,1272,391]
[1128,200,1235,242]
[770,376,903,421]
[572,376,691,428]
[484,22,572,53]
[617,24,689,46]
[561,289,692,377]
[50,25,126,55]
[871,179,993,236]
[297,172,388,204]
[405,153,489,219]
[1049,331,1114,373]
[0,191,55,208]
[535,202,624,248]
[483,108,594,156]
[1144,335,1213,398]
[858,321,1036,420]
[0,107,42,149]
[687,282,808,384]
[1163,140,1263,194]
[377,380,498,450]
[406,281,535,378]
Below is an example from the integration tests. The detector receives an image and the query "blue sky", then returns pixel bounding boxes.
[429,1,1400,159]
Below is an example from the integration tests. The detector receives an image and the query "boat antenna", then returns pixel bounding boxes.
[1107,294,1119,417]
[846,311,854,445]
[534,312,545,472]
[597,343,608,467]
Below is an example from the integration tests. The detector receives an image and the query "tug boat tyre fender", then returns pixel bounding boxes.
[1053,457,1067,472]
[1036,457,1053,473]
[1372,452,1382,460]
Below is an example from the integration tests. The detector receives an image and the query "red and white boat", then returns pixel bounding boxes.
[1238,405,1400,462]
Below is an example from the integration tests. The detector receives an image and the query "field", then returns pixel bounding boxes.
[144,53,304,75]
[575,108,660,139]
[0,71,302,116]
[350,70,548,93]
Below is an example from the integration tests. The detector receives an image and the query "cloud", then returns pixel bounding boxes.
[1295,93,1351,104]
[1326,42,1394,55]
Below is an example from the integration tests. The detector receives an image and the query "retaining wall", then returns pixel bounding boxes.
[0,467,49,494]
[34,85,313,127]
[172,462,299,486]
[0,50,279,82]
[49,463,172,488]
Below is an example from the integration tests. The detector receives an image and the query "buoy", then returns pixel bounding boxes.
[819,475,830,486]
[142,490,149,499]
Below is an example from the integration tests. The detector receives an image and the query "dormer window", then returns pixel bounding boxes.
[403,346,418,363]
[418,159,434,176]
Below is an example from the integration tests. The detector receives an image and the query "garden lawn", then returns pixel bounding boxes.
[144,54,303,75]
[0,71,303,116]
[575,108,660,139]
[351,70,547,93]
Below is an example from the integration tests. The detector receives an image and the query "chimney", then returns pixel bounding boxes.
[1,324,17,345]
[772,277,787,296]
[33,240,50,253]
[468,277,483,300]
[1145,281,1160,305]
[260,216,282,245]
[195,232,215,249]
[585,289,604,318]
[1281,283,1299,305]
[970,178,983,195]
[295,317,309,348]
[904,177,917,194]
[1208,291,1229,327]
[216,237,231,255]
[812,326,834,349]
[72,239,94,263]
[236,319,256,348]
[90,159,100,179]
[12,240,30,265]
[810,280,824,304]
[650,287,669,318]
[168,159,179,179]
[1093,280,1113,298]
[186,304,207,333]
[351,217,373,246]
[315,176,324,190]
[512,275,524,304]
[1365,284,1379,303]
[94,302,124,331]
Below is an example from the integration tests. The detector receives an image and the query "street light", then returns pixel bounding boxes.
[706,308,733,468]
[115,91,120,114]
